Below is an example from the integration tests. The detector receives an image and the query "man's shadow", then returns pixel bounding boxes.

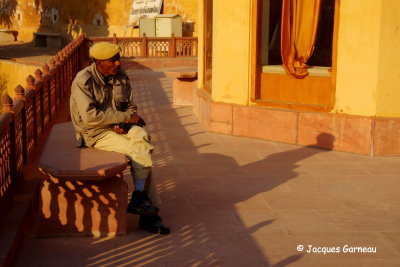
[92,66,337,266]
[154,121,336,266]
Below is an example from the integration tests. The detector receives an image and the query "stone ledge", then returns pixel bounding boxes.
[193,88,400,156]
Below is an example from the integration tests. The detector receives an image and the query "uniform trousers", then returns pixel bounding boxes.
[93,126,160,205]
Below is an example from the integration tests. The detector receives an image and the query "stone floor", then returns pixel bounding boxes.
[14,67,400,266]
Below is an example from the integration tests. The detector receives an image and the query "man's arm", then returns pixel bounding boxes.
[113,80,145,133]
[125,81,138,115]
[122,78,144,124]
[71,79,134,128]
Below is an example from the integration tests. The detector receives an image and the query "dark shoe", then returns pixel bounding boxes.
[139,214,170,235]
[127,190,159,215]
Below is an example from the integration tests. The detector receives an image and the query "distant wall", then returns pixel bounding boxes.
[0,0,198,43]
[163,0,198,37]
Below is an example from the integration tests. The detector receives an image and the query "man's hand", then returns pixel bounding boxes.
[114,115,146,134]
[114,124,128,134]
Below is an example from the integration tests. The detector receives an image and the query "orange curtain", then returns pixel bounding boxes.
[281,0,321,78]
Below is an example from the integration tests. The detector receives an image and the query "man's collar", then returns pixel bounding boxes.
[90,63,114,85]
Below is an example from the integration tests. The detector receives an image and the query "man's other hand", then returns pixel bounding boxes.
[129,114,140,124]
[129,115,146,126]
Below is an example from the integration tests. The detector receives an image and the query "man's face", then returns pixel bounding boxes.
[96,54,121,77]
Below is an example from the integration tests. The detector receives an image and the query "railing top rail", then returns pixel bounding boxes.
[86,37,115,42]
[87,36,197,41]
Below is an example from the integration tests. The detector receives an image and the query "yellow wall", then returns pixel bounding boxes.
[0,60,39,99]
[334,0,382,116]
[0,0,198,42]
[211,0,252,105]
[334,0,400,117]
[376,0,400,117]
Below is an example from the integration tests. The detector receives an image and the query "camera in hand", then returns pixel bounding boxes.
[116,117,146,131]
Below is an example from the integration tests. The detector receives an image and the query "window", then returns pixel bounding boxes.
[254,0,338,112]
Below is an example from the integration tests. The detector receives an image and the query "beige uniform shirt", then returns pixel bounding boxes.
[70,63,137,147]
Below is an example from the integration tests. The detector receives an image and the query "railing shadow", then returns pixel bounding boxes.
[37,174,127,237]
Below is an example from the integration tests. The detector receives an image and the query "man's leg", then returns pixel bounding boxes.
[93,128,169,234]
[93,128,157,209]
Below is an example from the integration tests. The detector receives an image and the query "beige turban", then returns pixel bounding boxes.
[89,42,120,60]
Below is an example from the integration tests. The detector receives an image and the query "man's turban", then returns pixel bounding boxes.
[89,42,120,60]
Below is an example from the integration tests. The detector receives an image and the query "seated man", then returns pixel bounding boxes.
[70,41,169,234]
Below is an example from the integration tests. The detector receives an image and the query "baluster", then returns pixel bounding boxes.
[135,42,139,57]
[79,35,86,68]
[52,57,60,109]
[57,52,65,98]
[42,63,52,121]
[129,44,133,58]
[14,86,28,165]
[63,49,71,89]
[1,95,16,189]
[53,55,62,105]
[26,75,38,147]
[26,75,36,90]
[48,60,57,116]
[62,52,68,95]
[2,94,13,113]
[35,69,45,134]
[184,42,189,56]
[170,34,176,57]
[141,33,148,57]
[14,85,25,100]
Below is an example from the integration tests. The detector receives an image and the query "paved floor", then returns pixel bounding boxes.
[0,41,59,65]
[15,67,400,267]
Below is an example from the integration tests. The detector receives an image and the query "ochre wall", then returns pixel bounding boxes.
[0,60,39,98]
[0,0,198,42]
[210,0,252,105]
[164,0,198,36]
[0,0,133,41]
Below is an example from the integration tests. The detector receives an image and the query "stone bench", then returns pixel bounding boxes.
[37,122,128,237]
[166,68,198,106]
[33,32,62,48]
[0,29,18,42]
